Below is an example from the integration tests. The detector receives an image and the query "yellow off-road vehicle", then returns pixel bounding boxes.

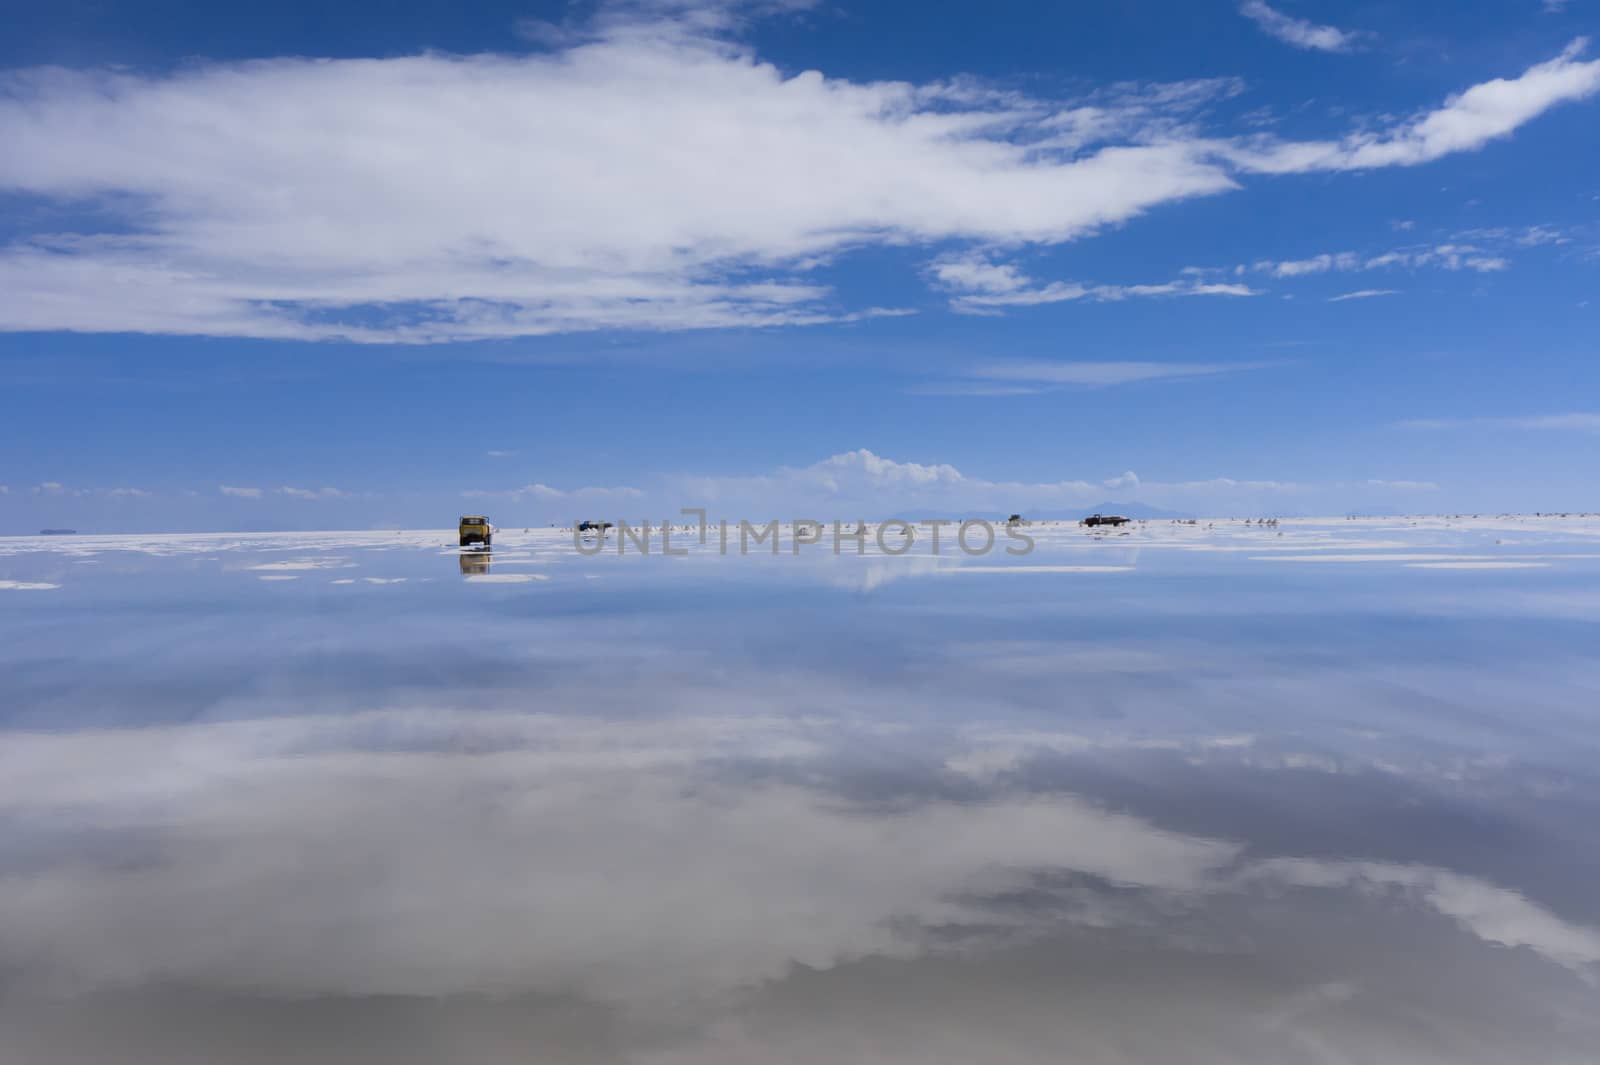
[459,515,493,547]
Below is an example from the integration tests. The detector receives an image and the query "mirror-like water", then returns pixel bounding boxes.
[2,517,1598,1063]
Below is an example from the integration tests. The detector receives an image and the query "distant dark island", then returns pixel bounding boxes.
[39,529,78,536]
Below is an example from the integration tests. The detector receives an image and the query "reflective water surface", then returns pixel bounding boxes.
[2,517,1599,1064]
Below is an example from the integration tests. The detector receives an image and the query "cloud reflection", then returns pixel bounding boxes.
[3,525,1600,1062]
[3,710,1596,1011]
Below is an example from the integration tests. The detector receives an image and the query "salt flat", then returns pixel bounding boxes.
[5,511,1600,567]
[1,516,1598,1063]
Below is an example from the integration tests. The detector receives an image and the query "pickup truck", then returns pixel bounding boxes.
[1081,513,1130,527]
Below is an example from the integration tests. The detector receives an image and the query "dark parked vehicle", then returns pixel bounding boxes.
[1081,513,1130,527]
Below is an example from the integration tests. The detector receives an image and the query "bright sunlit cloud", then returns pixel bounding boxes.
[0,14,1594,342]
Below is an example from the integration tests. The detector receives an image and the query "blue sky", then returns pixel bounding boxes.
[2,0,1597,532]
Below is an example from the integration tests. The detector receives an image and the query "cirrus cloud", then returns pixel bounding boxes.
[1398,413,1600,433]
[1238,1,1365,54]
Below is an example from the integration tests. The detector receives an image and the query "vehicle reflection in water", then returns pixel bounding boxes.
[458,548,491,576]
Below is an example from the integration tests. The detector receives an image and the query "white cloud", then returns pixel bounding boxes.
[1365,478,1439,490]
[932,253,1260,314]
[1385,244,1510,271]
[219,485,264,498]
[485,450,517,458]
[1454,224,1571,247]
[1398,413,1600,433]
[668,448,971,504]
[0,20,1594,341]
[1238,1,1364,53]
[1256,252,1361,277]
[0,35,1232,341]
[805,448,964,490]
[1240,236,1529,281]
[967,359,1276,387]
[928,255,1030,295]
[669,448,1082,512]
[20,482,152,499]
[278,486,343,500]
[464,483,644,502]
[1228,39,1600,172]
[659,448,1431,517]
[1544,0,1568,12]
[1328,288,1400,301]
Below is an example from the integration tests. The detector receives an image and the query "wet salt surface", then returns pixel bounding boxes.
[2,517,1599,1063]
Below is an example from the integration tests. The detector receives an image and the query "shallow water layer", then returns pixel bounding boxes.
[2,517,1599,1064]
